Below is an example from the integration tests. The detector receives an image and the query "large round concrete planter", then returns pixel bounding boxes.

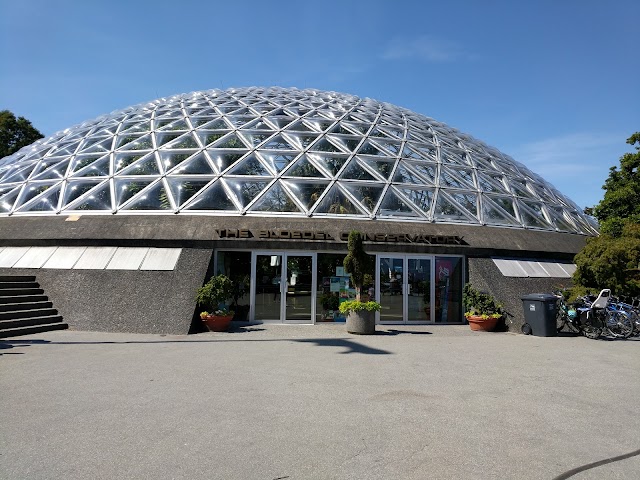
[346,310,376,335]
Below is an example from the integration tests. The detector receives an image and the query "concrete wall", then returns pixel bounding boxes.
[468,257,570,332]
[1,248,213,335]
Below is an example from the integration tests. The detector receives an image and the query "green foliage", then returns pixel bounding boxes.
[592,132,640,236]
[573,132,640,296]
[462,284,503,318]
[339,300,381,314]
[0,110,44,158]
[321,292,340,311]
[196,274,234,312]
[573,226,640,296]
[343,231,374,301]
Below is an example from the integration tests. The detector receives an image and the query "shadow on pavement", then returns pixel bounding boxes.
[295,338,391,355]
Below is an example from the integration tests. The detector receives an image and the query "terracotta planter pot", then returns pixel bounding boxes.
[466,315,499,332]
[202,314,234,332]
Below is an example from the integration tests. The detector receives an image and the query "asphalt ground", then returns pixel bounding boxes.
[1,325,639,480]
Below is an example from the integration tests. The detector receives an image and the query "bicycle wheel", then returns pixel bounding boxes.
[605,311,634,338]
[581,313,602,339]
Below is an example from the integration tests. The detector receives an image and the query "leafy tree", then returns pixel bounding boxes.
[573,133,640,296]
[592,132,640,236]
[0,110,44,159]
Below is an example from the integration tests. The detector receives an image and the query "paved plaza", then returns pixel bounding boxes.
[1,325,639,479]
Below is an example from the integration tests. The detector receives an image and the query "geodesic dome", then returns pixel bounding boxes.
[0,87,597,235]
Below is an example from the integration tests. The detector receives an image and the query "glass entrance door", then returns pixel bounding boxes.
[252,252,315,323]
[377,255,438,324]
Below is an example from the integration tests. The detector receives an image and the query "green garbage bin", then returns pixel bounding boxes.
[521,293,558,336]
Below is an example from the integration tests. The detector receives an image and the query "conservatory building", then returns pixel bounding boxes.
[0,87,596,335]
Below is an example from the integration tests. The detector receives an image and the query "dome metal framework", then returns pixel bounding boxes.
[0,87,597,235]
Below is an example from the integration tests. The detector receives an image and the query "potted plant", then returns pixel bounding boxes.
[462,283,503,331]
[340,231,381,334]
[196,274,235,332]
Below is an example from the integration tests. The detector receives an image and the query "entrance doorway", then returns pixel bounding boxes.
[377,255,463,324]
[251,252,316,323]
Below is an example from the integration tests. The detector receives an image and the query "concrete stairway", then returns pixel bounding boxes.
[0,275,68,339]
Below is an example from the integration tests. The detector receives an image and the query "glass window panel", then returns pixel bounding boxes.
[182,180,237,211]
[481,195,520,226]
[440,167,474,189]
[63,180,103,207]
[316,253,348,323]
[170,152,215,175]
[73,154,107,174]
[341,183,385,213]
[32,159,70,180]
[227,155,272,176]
[249,183,302,213]
[74,156,110,177]
[433,194,472,221]
[19,184,61,212]
[307,153,347,177]
[238,131,269,147]
[377,189,423,218]
[166,178,210,207]
[280,180,329,210]
[517,200,551,229]
[315,185,363,215]
[119,155,160,176]
[258,152,298,173]
[121,181,173,211]
[196,131,226,147]
[118,134,153,151]
[449,192,478,218]
[113,153,145,173]
[284,156,326,178]
[68,182,112,211]
[211,133,248,149]
[371,139,402,156]
[19,182,56,206]
[357,158,395,181]
[408,258,432,322]
[397,187,434,214]
[115,179,152,206]
[225,179,269,208]
[158,151,196,174]
[206,150,246,173]
[393,164,424,185]
[339,159,377,181]
[408,162,437,184]
[357,141,386,156]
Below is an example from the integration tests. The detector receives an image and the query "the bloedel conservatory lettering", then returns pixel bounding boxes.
[216,229,466,245]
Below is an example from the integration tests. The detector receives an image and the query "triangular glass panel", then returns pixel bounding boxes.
[284,155,327,178]
[371,139,402,156]
[116,134,152,151]
[63,180,104,207]
[190,117,213,128]
[196,131,226,147]
[545,206,576,232]
[206,149,246,173]
[433,192,475,222]
[80,137,114,154]
[166,178,211,207]
[158,151,197,174]
[484,194,517,219]
[405,142,437,161]
[358,158,396,181]
[377,188,422,218]
[119,154,160,176]
[480,195,520,226]
[72,154,107,174]
[66,181,112,211]
[238,131,270,147]
[197,118,228,130]
[441,147,470,166]
[397,187,434,215]
[261,134,296,150]
[18,184,61,212]
[182,180,238,211]
[116,133,145,149]
[518,200,552,229]
[286,121,315,133]
[0,165,38,184]
[156,119,189,131]
[329,123,356,135]
[509,178,537,199]
[114,179,153,207]
[211,133,248,149]
[122,181,173,211]
[280,180,329,210]
[477,173,508,194]
[265,115,296,129]
[0,187,21,213]
[169,152,215,175]
[393,163,424,185]
[33,159,70,180]
[18,182,58,207]
[341,183,385,214]
[339,159,378,181]
[357,141,387,157]
[162,132,199,149]
[439,166,475,189]
[223,116,254,128]
[249,183,302,213]
[448,192,478,218]
[119,122,148,135]
[286,134,319,149]
[74,156,110,178]
[258,152,298,173]
[223,179,270,209]
[340,121,369,134]
[227,155,272,176]
[314,185,364,215]
[303,118,334,132]
[325,134,360,152]
[473,155,500,172]
[377,126,405,139]
[241,119,274,131]
[307,153,348,177]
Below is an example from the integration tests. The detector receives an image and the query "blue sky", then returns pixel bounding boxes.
[1,0,638,209]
